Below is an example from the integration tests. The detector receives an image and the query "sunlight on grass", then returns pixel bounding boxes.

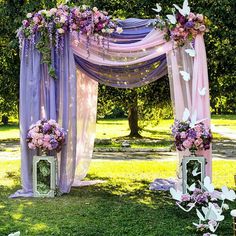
[0,124,19,140]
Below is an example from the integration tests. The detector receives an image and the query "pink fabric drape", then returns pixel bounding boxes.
[167,34,212,180]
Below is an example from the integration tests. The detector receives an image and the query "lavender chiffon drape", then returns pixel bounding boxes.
[12,19,211,197]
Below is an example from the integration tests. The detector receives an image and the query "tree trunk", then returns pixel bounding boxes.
[128,92,142,138]
[1,115,9,125]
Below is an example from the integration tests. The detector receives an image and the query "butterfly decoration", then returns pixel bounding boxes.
[170,187,182,201]
[152,3,162,13]
[180,70,190,81]
[198,87,207,96]
[167,9,177,24]
[187,183,196,191]
[8,232,20,236]
[200,176,215,193]
[221,186,236,201]
[182,108,208,128]
[173,0,190,16]
[192,168,201,177]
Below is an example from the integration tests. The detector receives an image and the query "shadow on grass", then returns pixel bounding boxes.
[0,172,235,236]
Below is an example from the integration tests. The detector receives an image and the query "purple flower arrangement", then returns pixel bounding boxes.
[26,119,66,153]
[171,120,212,153]
[169,12,208,46]
[17,4,122,79]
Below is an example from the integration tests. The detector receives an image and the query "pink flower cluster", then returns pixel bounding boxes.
[154,6,208,47]
[26,119,66,153]
[171,120,212,152]
[19,4,122,43]
[169,12,208,46]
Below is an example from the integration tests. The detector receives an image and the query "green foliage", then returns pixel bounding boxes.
[37,160,51,194]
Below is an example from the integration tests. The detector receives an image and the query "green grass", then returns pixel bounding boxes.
[0,123,19,140]
[212,114,236,130]
[0,159,235,236]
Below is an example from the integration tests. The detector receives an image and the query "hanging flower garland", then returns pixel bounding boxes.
[17,4,123,79]
[152,0,209,46]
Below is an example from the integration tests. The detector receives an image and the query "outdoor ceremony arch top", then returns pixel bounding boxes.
[14,6,211,197]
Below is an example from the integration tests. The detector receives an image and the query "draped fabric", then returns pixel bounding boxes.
[167,35,212,182]
[11,18,211,197]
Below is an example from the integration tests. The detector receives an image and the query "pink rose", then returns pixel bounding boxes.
[180,132,186,139]
[196,14,204,22]
[194,138,203,147]
[37,138,43,146]
[33,16,40,24]
[199,25,206,32]
[188,12,196,21]
[183,140,192,148]
[28,143,36,149]
[181,194,191,202]
[44,134,51,142]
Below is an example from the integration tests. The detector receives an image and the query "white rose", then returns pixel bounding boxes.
[50,8,57,15]
[116,27,123,34]
[81,5,87,10]
[108,28,115,34]
[26,13,32,18]
[222,203,229,210]
[38,9,46,15]
[57,28,65,34]
[60,15,67,23]
[93,7,98,12]
[45,11,52,18]
[101,29,106,33]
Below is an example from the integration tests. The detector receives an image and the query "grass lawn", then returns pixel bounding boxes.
[0,159,235,236]
[212,114,236,131]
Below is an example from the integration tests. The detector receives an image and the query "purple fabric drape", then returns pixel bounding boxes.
[12,18,212,197]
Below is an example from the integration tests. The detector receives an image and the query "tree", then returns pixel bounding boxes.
[0,0,235,127]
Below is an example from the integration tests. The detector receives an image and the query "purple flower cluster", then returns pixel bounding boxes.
[191,188,211,205]
[18,4,122,47]
[26,119,66,153]
[171,120,212,152]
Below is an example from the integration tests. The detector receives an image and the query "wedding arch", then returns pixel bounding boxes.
[13,3,211,197]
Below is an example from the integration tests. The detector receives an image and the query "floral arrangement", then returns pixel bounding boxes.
[26,119,66,153]
[152,0,209,46]
[170,176,236,235]
[17,4,122,78]
[171,119,212,153]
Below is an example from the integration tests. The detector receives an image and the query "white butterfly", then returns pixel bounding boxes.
[182,108,208,127]
[205,203,224,222]
[200,176,215,193]
[182,108,190,122]
[198,87,207,96]
[185,48,196,57]
[173,0,190,16]
[221,186,236,201]
[192,168,201,177]
[197,203,224,223]
[176,201,196,212]
[167,9,177,24]
[152,3,162,13]
[180,70,190,81]
[188,183,196,192]
[8,232,20,236]
[170,187,182,201]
